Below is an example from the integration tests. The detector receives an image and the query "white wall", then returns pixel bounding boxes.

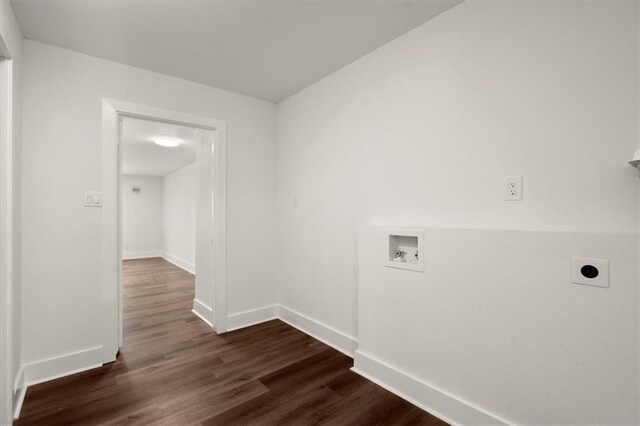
[275,1,639,424]
[357,227,638,425]
[195,132,215,318]
[121,174,163,259]
[21,40,277,373]
[162,163,196,271]
[0,0,23,419]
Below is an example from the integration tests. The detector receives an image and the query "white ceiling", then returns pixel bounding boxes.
[121,116,203,177]
[10,0,463,102]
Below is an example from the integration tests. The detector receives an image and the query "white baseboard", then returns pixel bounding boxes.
[192,298,213,327]
[352,350,508,425]
[12,311,503,425]
[12,366,26,419]
[278,305,357,357]
[220,304,357,357]
[222,307,504,423]
[23,346,103,387]
[226,305,278,331]
[12,346,104,419]
[161,252,195,274]
[122,250,162,260]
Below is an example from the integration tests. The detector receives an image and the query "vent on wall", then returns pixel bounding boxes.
[385,228,424,272]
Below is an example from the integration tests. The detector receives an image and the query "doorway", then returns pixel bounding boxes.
[120,116,215,342]
[101,100,228,365]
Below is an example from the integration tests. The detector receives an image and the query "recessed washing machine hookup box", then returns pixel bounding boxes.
[385,228,424,272]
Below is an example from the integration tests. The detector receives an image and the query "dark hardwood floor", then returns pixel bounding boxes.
[16,257,445,425]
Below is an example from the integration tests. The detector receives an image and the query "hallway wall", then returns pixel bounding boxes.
[21,40,277,377]
[163,163,196,272]
[121,174,163,259]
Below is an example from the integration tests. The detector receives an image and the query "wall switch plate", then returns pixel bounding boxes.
[572,256,609,288]
[84,191,103,207]
[293,194,300,207]
[505,176,523,201]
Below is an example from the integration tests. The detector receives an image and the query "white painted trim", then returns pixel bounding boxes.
[226,305,278,332]
[12,386,24,420]
[161,252,195,275]
[6,349,103,417]
[352,350,509,426]
[12,365,24,419]
[219,305,357,357]
[12,365,23,395]
[122,251,162,260]
[212,125,228,333]
[192,298,213,327]
[220,306,507,423]
[102,99,228,356]
[10,309,508,426]
[0,55,14,426]
[101,100,120,361]
[23,346,103,387]
[277,305,358,357]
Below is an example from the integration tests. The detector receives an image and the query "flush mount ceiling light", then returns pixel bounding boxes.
[154,137,180,147]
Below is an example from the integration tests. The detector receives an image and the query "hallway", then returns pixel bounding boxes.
[15,258,443,425]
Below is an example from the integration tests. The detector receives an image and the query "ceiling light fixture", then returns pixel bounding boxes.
[154,137,180,147]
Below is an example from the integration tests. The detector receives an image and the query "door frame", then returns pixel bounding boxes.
[101,99,228,363]
[0,52,13,424]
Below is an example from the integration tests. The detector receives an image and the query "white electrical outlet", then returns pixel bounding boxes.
[572,256,609,288]
[505,176,522,201]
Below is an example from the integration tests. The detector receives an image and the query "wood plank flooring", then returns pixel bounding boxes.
[16,257,445,425]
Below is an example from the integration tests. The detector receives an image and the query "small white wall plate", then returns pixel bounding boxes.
[385,228,424,272]
[84,191,103,207]
[572,256,609,288]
